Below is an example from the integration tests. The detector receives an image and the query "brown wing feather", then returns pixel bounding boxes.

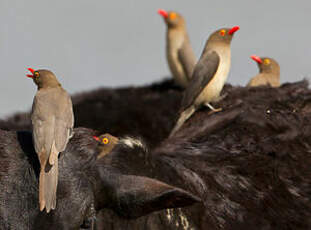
[50,90,74,165]
[54,90,74,152]
[180,50,220,111]
[31,94,55,164]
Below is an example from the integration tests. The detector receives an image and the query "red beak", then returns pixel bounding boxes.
[26,67,35,78]
[158,9,168,18]
[251,55,263,64]
[228,26,240,35]
[93,136,100,141]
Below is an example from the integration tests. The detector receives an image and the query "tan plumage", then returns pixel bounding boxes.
[247,56,280,87]
[94,133,119,159]
[28,69,74,212]
[158,10,196,88]
[170,26,239,137]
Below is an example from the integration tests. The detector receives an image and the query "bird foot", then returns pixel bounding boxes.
[205,103,222,113]
[208,107,222,115]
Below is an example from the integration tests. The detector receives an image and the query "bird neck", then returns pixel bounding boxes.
[259,66,280,75]
[36,78,62,90]
[167,24,186,35]
[206,39,230,48]
[167,27,188,50]
[205,42,231,58]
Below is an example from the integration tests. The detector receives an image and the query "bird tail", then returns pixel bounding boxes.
[169,106,196,137]
[39,157,58,213]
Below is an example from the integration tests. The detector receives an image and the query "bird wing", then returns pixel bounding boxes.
[178,38,196,81]
[31,92,56,166]
[54,89,74,153]
[31,88,74,166]
[181,49,220,111]
[48,89,74,165]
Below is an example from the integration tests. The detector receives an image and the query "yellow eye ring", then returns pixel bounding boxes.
[220,29,226,36]
[34,72,39,77]
[169,12,177,20]
[263,59,270,65]
[102,138,109,144]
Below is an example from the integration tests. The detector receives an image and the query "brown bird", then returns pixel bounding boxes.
[170,26,239,137]
[158,9,196,88]
[93,133,119,159]
[27,68,74,212]
[247,55,280,87]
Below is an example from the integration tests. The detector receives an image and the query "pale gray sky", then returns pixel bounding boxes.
[0,0,310,117]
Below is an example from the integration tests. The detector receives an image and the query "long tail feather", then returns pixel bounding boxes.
[39,158,58,213]
[169,106,196,137]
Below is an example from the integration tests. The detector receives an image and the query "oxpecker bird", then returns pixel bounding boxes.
[170,26,240,137]
[158,9,196,88]
[247,55,280,87]
[93,133,119,159]
[27,68,74,212]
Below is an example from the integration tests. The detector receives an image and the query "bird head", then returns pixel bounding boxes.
[208,26,240,44]
[251,56,280,74]
[26,68,61,89]
[158,9,185,28]
[93,133,119,159]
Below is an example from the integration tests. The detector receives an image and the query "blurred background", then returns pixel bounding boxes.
[0,0,310,117]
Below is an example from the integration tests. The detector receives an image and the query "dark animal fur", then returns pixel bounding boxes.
[1,80,311,229]
[0,128,199,230]
[0,128,98,229]
[95,80,311,229]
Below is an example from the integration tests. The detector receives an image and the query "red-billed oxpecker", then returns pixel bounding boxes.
[27,68,74,212]
[158,9,196,88]
[93,133,119,159]
[247,55,280,87]
[170,26,240,137]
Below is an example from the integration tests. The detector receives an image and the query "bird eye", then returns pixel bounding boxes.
[169,12,177,20]
[102,138,109,144]
[263,59,270,65]
[220,29,226,36]
[34,72,40,78]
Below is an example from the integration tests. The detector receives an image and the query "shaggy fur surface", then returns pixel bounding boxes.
[156,80,311,229]
[96,80,311,230]
[1,80,311,229]
[0,128,199,230]
[0,128,98,229]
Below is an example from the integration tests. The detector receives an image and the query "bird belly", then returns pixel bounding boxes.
[195,59,230,106]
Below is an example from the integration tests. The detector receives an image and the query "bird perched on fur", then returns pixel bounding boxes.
[93,133,119,159]
[93,133,148,158]
[27,68,74,212]
[170,26,239,137]
[158,9,196,88]
[247,55,280,87]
